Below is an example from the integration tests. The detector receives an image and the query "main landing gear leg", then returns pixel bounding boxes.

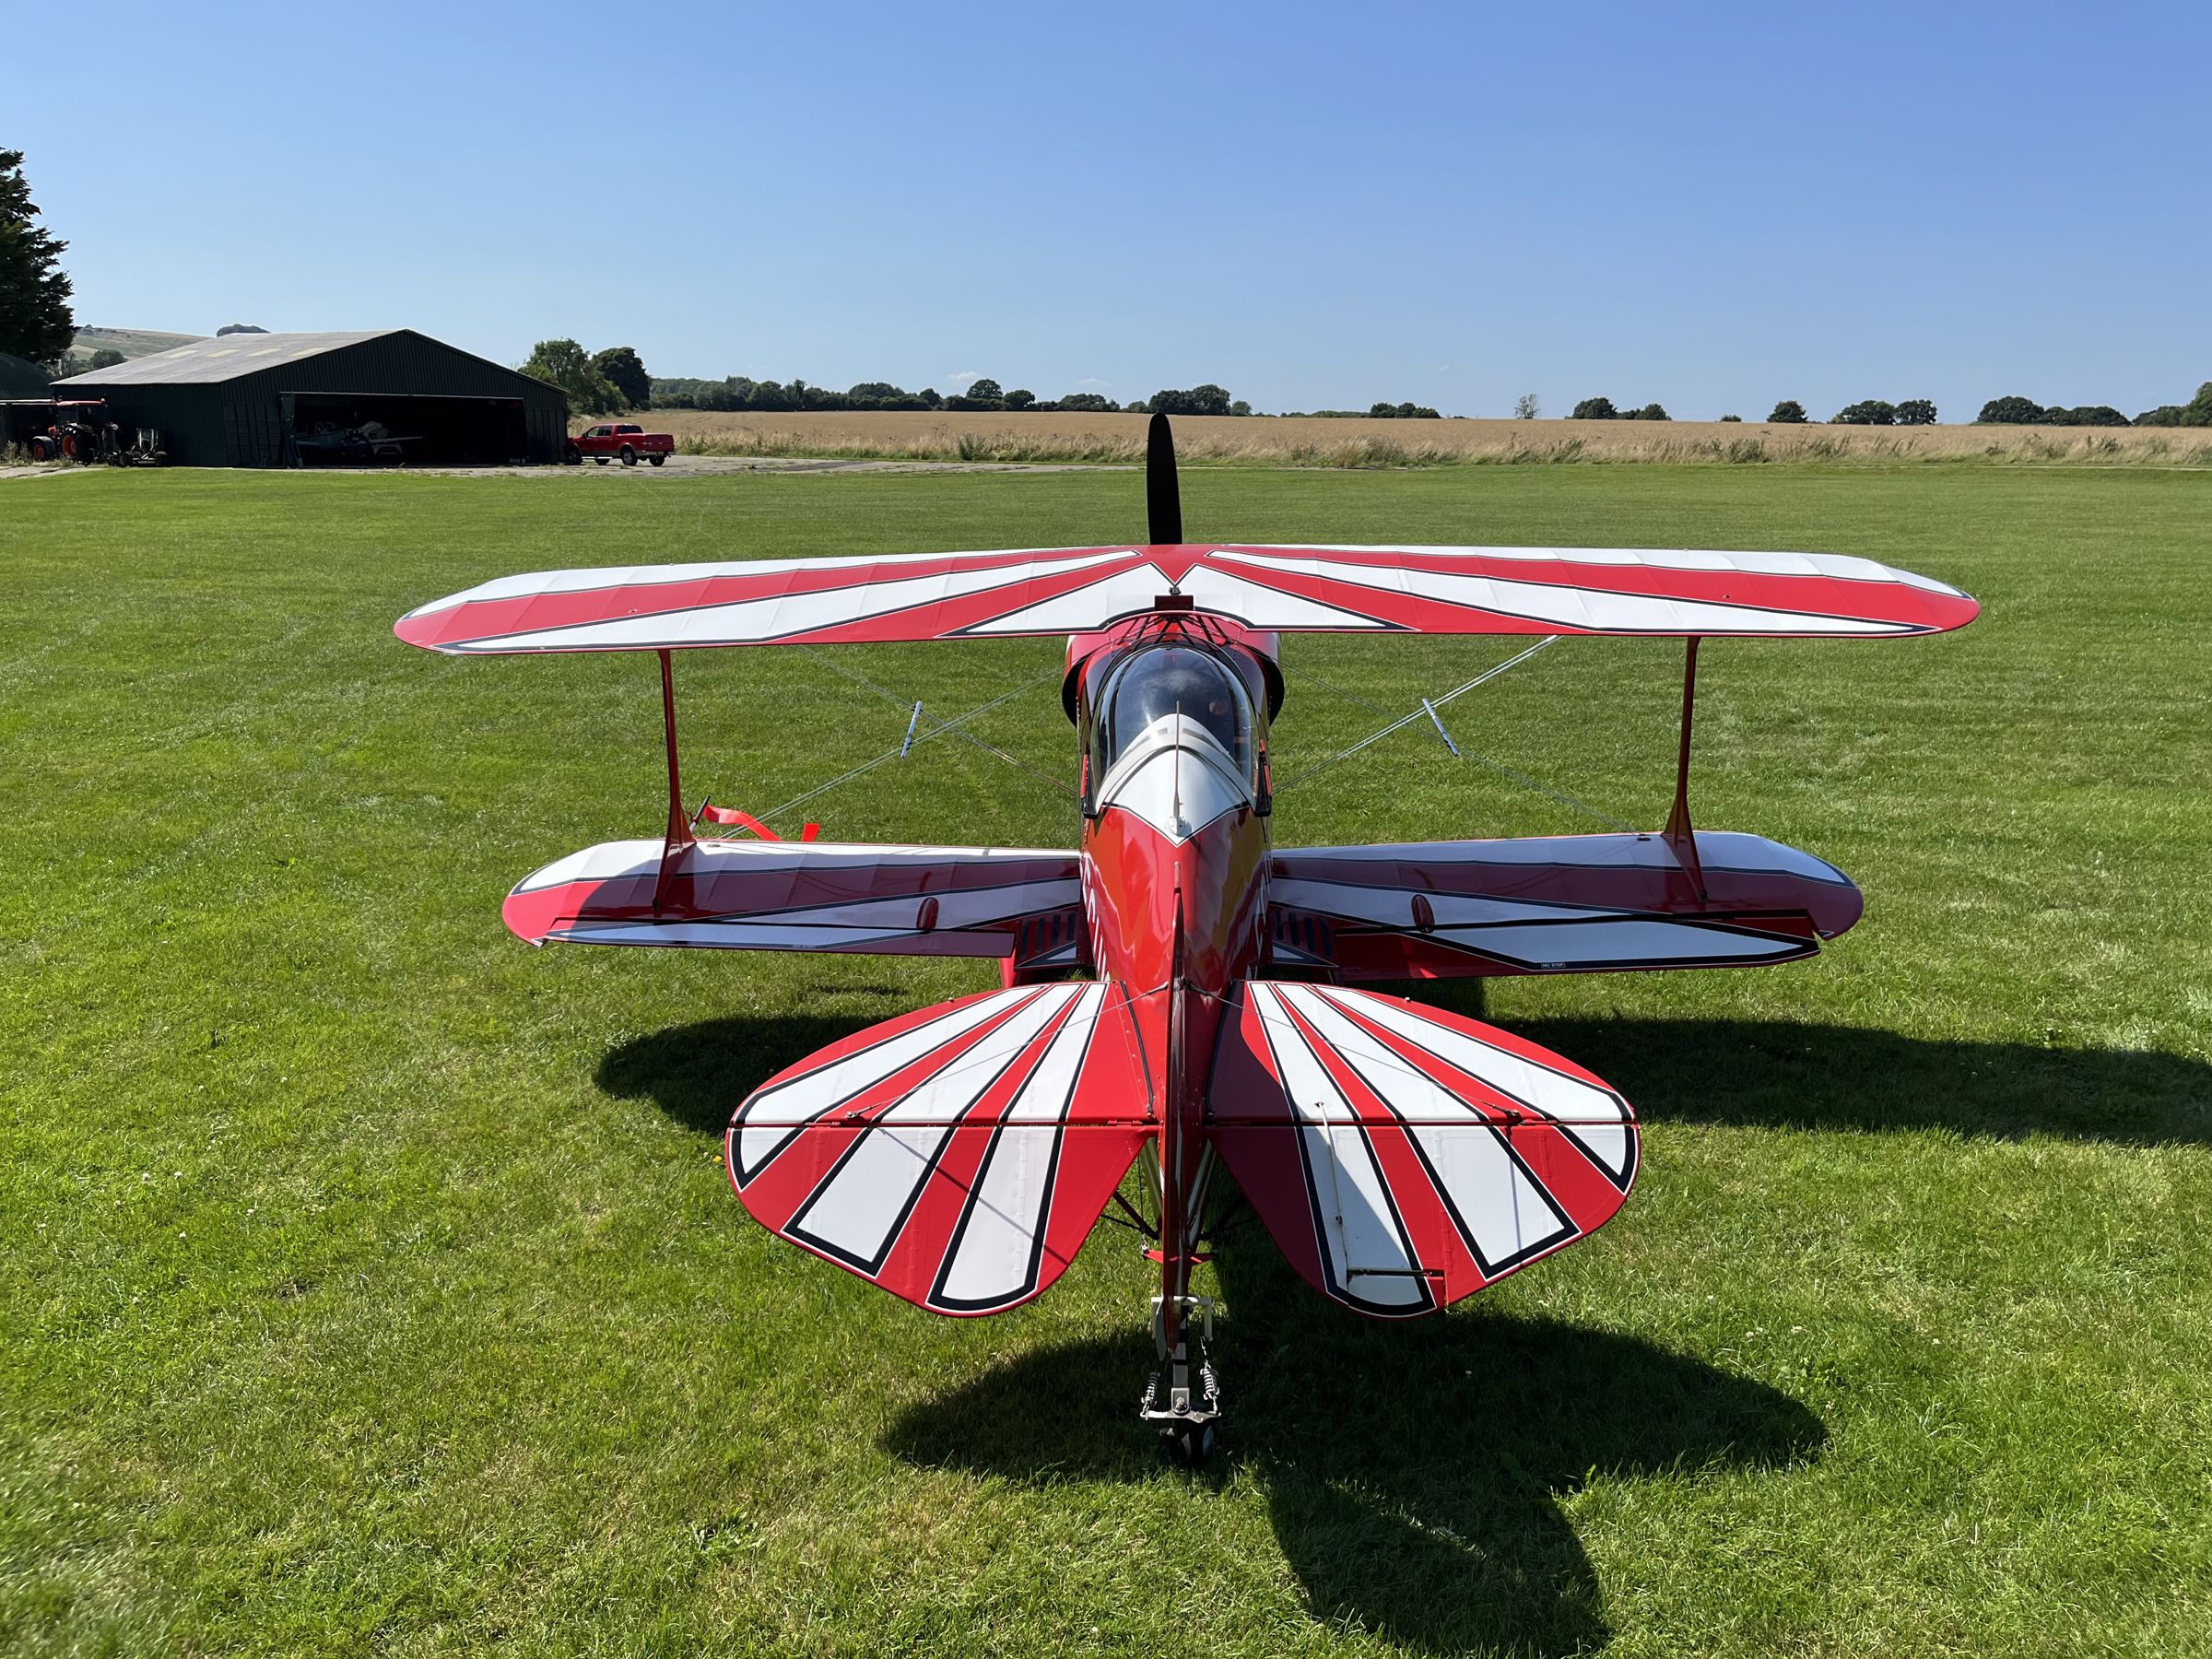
[1140,1295,1222,1467]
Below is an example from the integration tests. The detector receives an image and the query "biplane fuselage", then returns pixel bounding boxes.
[1068,618,1279,1357]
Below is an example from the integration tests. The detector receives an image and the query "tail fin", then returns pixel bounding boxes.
[1208,982,1637,1317]
[728,982,1149,1315]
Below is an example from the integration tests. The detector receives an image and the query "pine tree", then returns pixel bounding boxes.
[0,150,76,367]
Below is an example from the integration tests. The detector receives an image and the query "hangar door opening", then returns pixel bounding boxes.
[284,393,529,466]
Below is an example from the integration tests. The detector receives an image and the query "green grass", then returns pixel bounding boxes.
[3,464,2208,1656]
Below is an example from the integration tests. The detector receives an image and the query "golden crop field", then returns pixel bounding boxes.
[591,409,2212,468]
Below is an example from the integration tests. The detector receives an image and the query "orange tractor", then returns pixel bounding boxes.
[2,398,166,465]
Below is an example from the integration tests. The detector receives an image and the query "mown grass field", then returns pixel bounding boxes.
[637,408,2212,470]
[4,462,2208,1656]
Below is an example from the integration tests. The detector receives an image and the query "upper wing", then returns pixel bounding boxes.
[1207,982,1637,1318]
[394,543,1977,653]
[1267,830,1862,979]
[729,982,1150,1315]
[504,837,1087,969]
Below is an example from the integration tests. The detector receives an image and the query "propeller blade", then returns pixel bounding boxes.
[1147,413,1182,546]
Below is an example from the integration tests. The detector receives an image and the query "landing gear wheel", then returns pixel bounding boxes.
[1140,1297,1222,1466]
[1163,1418,1217,1469]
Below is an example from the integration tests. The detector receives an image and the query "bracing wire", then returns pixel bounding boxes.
[796,648,1077,798]
[1275,636,1635,831]
[752,653,1074,825]
[1275,636,1561,788]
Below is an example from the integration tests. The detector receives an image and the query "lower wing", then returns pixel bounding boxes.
[502,837,1088,969]
[1266,830,1862,979]
[1208,981,1637,1317]
[728,982,1150,1315]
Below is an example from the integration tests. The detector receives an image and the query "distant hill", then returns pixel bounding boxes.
[65,327,207,371]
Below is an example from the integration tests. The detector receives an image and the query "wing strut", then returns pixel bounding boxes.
[652,648,694,913]
[1661,636,1707,901]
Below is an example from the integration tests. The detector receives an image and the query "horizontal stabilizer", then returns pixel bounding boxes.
[1209,982,1637,1317]
[395,544,1976,653]
[728,982,1151,1315]
[504,838,1086,969]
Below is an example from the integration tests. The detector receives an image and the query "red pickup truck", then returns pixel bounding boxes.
[567,421,675,466]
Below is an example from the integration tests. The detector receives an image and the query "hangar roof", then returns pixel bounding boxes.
[54,332,401,386]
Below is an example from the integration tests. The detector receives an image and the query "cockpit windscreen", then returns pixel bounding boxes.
[1092,646,1255,779]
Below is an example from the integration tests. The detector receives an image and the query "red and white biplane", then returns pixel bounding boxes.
[397,417,1976,1463]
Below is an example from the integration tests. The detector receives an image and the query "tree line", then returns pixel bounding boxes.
[1571,398,1674,421]
[643,374,1274,417]
[1976,388,2212,428]
[551,345,2212,428]
[537,358,1458,419]
[1560,389,2212,427]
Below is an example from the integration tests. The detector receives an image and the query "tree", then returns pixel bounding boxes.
[0,149,75,366]
[1977,395,2045,425]
[2042,405,2129,427]
[1230,399,1252,417]
[1005,389,1036,409]
[1719,414,1743,422]
[1632,403,1669,421]
[1832,399,1898,425]
[1150,383,1235,417]
[1512,393,1540,420]
[520,338,621,415]
[1053,392,1116,412]
[2136,405,2187,427]
[87,347,124,370]
[1768,400,1807,423]
[945,376,1006,410]
[216,323,268,336]
[1895,398,1937,425]
[2184,381,2212,428]
[592,347,653,410]
[1570,396,1617,419]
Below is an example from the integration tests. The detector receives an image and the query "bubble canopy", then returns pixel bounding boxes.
[1091,644,1256,780]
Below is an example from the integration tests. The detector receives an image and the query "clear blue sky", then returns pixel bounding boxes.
[12,1,2208,419]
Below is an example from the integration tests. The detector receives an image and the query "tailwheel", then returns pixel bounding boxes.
[1140,1295,1222,1466]
[1164,1418,1218,1469]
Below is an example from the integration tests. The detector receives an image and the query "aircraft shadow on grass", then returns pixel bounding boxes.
[1412,981,2212,1148]
[881,1247,1823,1658]
[594,1003,2208,1653]
[595,990,890,1135]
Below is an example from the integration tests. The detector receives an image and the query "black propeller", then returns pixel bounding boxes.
[1146,413,1182,546]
